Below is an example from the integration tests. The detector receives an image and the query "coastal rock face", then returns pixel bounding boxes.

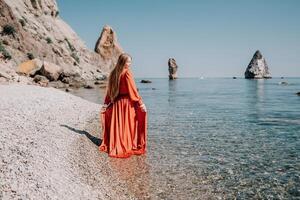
[245,50,271,79]
[168,58,178,80]
[0,0,123,86]
[94,25,123,71]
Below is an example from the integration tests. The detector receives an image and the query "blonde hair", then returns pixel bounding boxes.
[107,53,132,102]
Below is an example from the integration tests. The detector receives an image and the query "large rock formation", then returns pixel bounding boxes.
[244,50,271,79]
[168,58,178,80]
[94,25,123,71]
[0,0,123,86]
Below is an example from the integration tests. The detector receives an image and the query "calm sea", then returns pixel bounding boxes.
[69,78,300,199]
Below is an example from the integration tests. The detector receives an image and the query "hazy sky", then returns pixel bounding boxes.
[57,0,300,78]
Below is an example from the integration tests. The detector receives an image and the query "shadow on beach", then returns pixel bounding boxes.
[60,124,102,146]
[61,124,151,199]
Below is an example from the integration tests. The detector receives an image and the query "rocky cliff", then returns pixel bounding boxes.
[244,50,271,79]
[0,0,123,87]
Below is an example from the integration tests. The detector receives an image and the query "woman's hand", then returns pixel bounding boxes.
[101,104,108,113]
[140,103,147,112]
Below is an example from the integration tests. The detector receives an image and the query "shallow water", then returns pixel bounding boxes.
[69,78,300,199]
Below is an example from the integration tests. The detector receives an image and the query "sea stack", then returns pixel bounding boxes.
[94,25,123,71]
[244,50,271,79]
[168,58,178,80]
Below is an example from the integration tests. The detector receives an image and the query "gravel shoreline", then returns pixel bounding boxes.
[0,83,144,199]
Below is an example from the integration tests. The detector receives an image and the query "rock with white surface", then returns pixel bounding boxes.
[244,50,271,79]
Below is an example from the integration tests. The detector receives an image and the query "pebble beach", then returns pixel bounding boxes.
[0,83,145,200]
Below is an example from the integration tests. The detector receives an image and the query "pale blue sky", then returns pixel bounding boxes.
[57,0,300,78]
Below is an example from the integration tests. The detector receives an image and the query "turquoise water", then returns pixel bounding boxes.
[70,78,300,199]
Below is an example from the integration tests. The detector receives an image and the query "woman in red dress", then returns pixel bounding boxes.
[99,53,147,158]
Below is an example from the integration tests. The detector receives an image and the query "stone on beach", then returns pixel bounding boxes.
[84,84,94,89]
[39,61,63,81]
[17,59,43,76]
[17,59,63,82]
[33,74,49,86]
[0,68,11,79]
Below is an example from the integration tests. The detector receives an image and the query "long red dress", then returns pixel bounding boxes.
[99,66,147,158]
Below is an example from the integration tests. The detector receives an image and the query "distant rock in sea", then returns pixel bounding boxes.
[296,92,300,96]
[168,58,178,80]
[279,81,288,85]
[244,50,271,79]
[140,79,152,83]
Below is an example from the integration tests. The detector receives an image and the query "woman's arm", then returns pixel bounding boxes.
[125,69,143,106]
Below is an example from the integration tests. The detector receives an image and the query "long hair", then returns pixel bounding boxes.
[107,53,132,102]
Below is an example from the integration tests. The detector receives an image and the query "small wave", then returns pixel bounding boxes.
[260,118,300,125]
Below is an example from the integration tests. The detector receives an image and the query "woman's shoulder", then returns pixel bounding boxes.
[121,67,132,77]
